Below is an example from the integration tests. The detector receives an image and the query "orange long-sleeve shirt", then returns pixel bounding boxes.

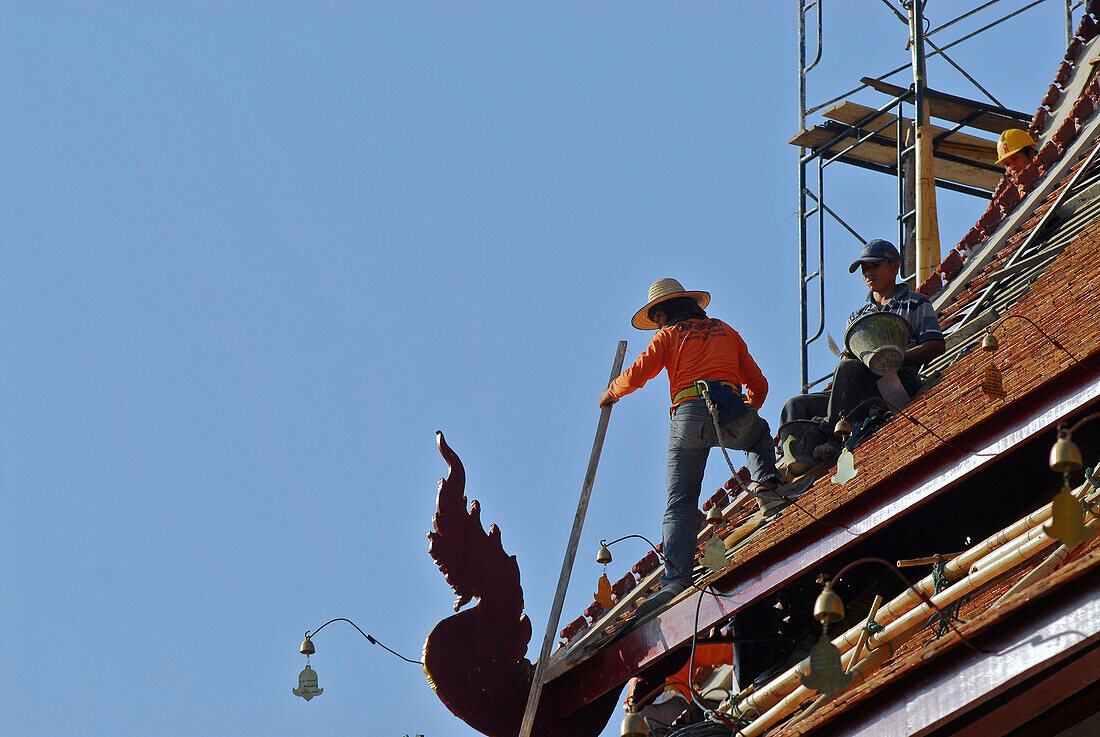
[607,318,769,410]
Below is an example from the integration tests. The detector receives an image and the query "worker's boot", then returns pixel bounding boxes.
[634,580,688,619]
[753,476,814,518]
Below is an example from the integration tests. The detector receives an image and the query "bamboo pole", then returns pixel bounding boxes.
[968,521,1057,575]
[740,528,1061,736]
[994,517,1099,606]
[736,480,1090,723]
[845,595,883,674]
[517,341,627,737]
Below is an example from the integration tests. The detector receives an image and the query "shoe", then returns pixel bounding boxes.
[635,581,688,618]
[754,476,815,518]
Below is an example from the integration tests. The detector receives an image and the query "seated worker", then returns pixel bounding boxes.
[780,239,945,460]
[600,279,809,615]
[996,128,1038,178]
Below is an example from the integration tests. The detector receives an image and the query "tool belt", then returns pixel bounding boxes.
[673,380,753,425]
[673,380,742,405]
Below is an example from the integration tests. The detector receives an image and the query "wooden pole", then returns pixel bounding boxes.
[908,0,941,285]
[517,340,628,737]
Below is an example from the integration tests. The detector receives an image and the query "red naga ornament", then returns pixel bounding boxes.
[424,431,627,737]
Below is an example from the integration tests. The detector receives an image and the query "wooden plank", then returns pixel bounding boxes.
[823,101,998,165]
[791,123,1001,191]
[861,77,1030,135]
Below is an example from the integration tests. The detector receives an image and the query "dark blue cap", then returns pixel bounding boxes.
[849,239,901,273]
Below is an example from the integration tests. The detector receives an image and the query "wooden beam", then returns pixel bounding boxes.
[823,101,998,165]
[791,123,1001,191]
[861,77,1031,135]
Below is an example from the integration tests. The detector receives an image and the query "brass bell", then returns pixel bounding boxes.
[813,582,845,626]
[300,634,316,656]
[1043,486,1093,548]
[981,331,999,352]
[621,710,648,737]
[1049,431,1083,474]
[706,505,724,525]
[834,417,852,442]
[799,633,852,695]
[596,543,613,566]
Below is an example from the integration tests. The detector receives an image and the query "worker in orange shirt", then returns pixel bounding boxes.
[599,279,808,615]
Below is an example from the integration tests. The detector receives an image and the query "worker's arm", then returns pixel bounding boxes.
[597,332,667,407]
[904,338,945,366]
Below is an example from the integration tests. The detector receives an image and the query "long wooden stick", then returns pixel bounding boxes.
[517,340,628,737]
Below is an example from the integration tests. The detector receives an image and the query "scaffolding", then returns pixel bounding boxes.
[795,0,1076,393]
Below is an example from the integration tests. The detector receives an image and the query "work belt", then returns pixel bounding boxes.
[673,380,742,405]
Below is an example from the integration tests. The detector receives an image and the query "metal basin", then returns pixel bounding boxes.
[844,311,912,376]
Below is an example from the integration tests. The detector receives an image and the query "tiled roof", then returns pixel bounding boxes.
[547,10,1100,734]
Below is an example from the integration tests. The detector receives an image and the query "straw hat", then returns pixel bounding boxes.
[631,278,711,330]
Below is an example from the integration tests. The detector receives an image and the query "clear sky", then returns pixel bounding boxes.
[1,3,1072,736]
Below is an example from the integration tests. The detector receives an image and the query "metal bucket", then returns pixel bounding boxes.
[778,420,830,477]
[844,312,912,376]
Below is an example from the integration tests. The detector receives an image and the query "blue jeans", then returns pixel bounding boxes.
[661,399,781,588]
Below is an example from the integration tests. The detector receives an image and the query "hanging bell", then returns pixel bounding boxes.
[799,632,852,695]
[813,582,845,626]
[981,331,999,352]
[300,634,316,656]
[834,417,852,442]
[293,664,323,701]
[621,710,648,737]
[596,543,613,566]
[706,505,724,525]
[1049,431,1083,474]
[1043,486,1093,548]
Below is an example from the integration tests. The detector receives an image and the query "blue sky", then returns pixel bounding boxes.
[0,3,1072,736]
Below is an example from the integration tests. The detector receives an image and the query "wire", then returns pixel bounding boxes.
[1064,411,1100,436]
[839,395,1001,458]
[305,618,423,665]
[805,0,1047,117]
[825,556,993,654]
[992,314,1080,364]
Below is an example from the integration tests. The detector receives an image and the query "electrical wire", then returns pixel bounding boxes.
[826,556,993,654]
[305,618,423,665]
[805,0,1048,116]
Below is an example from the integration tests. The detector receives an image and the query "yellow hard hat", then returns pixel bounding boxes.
[995,128,1038,165]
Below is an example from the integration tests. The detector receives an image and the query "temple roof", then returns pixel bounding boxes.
[540,10,1100,737]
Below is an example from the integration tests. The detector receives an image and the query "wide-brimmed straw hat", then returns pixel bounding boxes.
[631,278,711,330]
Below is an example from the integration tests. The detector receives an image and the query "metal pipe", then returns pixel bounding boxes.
[1067,0,1073,49]
[799,0,809,394]
[812,159,826,345]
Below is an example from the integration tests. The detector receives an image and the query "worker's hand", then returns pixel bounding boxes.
[599,388,618,408]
